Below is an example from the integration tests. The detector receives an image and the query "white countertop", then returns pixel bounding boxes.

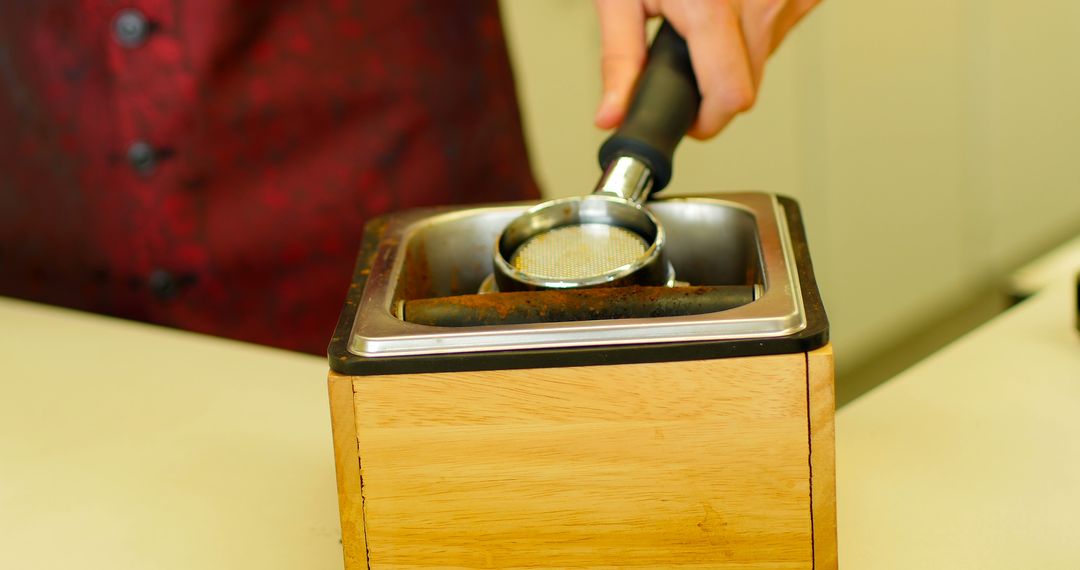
[837,277,1080,568]
[0,300,342,569]
[1,277,1077,568]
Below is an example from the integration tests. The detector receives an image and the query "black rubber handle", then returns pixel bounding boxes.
[597,21,701,193]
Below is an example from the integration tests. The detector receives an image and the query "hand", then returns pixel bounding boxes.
[594,0,820,139]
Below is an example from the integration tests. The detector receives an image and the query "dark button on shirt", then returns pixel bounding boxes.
[148,269,178,300]
[112,9,150,48]
[127,140,156,175]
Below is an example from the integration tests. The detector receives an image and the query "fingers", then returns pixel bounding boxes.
[663,1,757,139]
[593,0,647,129]
[767,0,820,53]
[595,0,820,139]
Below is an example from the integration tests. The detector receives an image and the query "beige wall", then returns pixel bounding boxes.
[500,0,1080,375]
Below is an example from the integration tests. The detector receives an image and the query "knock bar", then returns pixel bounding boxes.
[400,285,758,327]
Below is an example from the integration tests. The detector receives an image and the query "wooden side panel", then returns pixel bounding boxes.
[807,345,837,569]
[352,354,813,569]
[328,372,368,570]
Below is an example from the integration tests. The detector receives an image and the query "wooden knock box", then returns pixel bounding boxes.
[327,193,836,569]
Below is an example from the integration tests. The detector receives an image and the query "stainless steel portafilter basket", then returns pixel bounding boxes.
[494,192,668,290]
[494,21,701,292]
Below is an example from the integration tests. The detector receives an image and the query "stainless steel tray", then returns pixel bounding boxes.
[346,192,806,359]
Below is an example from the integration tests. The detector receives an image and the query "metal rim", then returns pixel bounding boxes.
[493,195,666,290]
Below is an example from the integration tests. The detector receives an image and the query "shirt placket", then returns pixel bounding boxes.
[105,0,197,306]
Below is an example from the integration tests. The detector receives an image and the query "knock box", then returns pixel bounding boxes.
[326,192,836,569]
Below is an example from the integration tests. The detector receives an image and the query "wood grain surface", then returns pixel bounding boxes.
[333,350,831,569]
[808,345,838,570]
[329,372,367,569]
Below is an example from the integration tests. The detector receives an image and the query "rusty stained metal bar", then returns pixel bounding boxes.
[401,285,757,327]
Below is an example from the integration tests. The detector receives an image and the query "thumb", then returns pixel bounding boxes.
[594,0,647,129]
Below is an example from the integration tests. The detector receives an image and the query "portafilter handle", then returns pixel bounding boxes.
[595,20,701,202]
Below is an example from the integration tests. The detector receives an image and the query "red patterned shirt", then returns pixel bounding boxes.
[0,1,538,354]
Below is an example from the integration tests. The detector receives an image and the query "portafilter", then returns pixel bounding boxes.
[494,21,701,291]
